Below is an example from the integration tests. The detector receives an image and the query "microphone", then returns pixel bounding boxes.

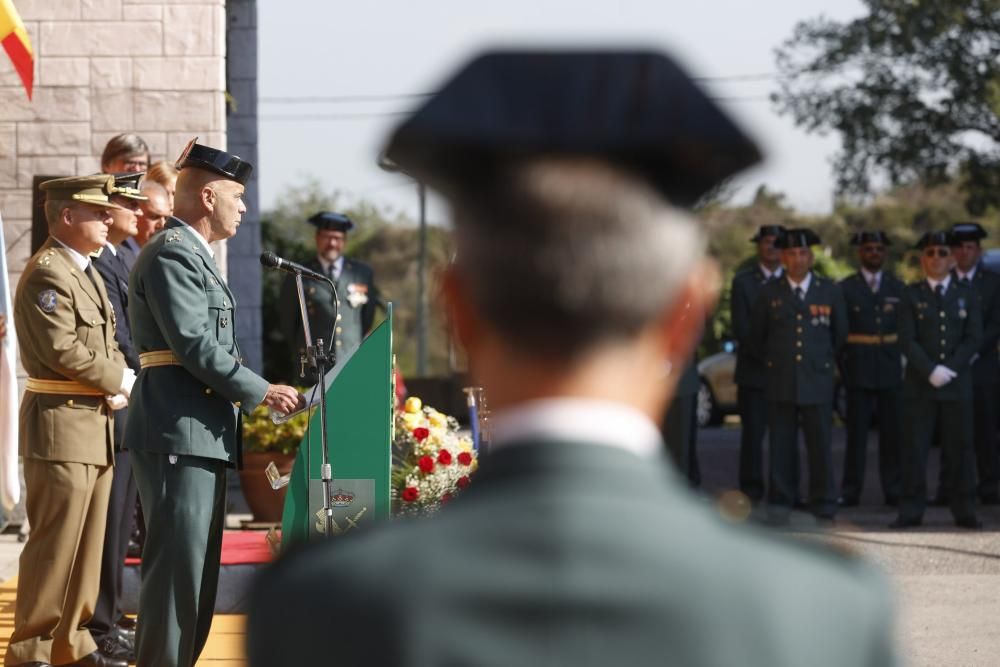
[259,251,328,281]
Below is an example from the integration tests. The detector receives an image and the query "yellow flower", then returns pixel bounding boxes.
[458,437,473,453]
[428,411,447,427]
[404,396,423,414]
[402,412,423,429]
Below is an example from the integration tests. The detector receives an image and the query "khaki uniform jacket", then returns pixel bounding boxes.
[14,239,125,466]
[126,219,269,464]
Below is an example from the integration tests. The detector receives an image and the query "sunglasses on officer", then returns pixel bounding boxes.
[860,244,885,253]
[923,247,950,258]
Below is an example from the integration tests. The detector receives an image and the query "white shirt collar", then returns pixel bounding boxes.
[860,268,881,285]
[787,272,812,293]
[104,242,118,256]
[957,265,977,281]
[928,274,952,292]
[490,398,661,459]
[175,218,215,258]
[760,264,783,280]
[54,239,91,271]
[318,255,344,277]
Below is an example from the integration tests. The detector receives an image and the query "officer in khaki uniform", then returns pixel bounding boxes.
[7,175,133,667]
[892,231,982,529]
[751,228,848,523]
[278,211,379,384]
[838,231,903,507]
[126,140,302,667]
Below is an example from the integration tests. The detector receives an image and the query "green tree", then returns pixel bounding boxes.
[773,1,1000,214]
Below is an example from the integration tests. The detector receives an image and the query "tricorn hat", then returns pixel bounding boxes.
[381,50,762,208]
[40,174,126,210]
[307,211,354,232]
[949,222,987,244]
[849,230,891,246]
[775,228,821,249]
[750,225,785,242]
[914,231,953,249]
[175,138,253,185]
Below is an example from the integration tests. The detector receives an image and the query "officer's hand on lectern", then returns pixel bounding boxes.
[263,384,303,416]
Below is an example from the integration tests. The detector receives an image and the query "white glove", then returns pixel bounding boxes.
[106,393,128,410]
[120,368,136,398]
[929,365,957,388]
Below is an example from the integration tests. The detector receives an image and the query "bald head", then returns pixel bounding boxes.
[136,180,171,246]
[173,166,247,242]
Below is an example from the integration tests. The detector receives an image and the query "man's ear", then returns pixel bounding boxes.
[201,185,216,212]
[440,265,481,356]
[657,258,721,369]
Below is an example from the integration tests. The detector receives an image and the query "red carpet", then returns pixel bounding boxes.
[125,530,274,566]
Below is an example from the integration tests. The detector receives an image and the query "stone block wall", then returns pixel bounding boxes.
[0,0,229,290]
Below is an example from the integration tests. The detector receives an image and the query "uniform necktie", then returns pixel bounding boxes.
[794,286,804,301]
[959,276,970,286]
[868,276,878,293]
[934,283,945,305]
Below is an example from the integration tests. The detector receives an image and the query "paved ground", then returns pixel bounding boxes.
[0,424,997,665]
[696,421,1000,667]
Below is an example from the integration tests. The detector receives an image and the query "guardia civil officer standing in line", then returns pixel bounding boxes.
[939,222,1000,505]
[278,211,380,384]
[838,231,903,507]
[126,140,303,667]
[85,173,146,663]
[730,225,784,503]
[6,175,133,667]
[249,49,897,667]
[751,229,847,523]
[891,231,981,529]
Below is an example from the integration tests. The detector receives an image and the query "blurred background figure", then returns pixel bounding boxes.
[136,181,171,247]
[101,134,150,175]
[145,161,178,213]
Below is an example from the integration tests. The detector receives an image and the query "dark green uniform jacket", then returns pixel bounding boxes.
[279,257,379,373]
[839,271,904,390]
[751,275,848,405]
[126,219,269,464]
[899,279,982,401]
[955,265,1000,384]
[731,265,779,388]
[249,441,897,667]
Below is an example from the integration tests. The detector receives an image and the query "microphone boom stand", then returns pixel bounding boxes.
[293,272,337,538]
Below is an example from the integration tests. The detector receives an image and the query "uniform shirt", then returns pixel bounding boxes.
[318,256,345,280]
[491,398,661,460]
[927,275,951,295]
[54,238,91,272]
[860,269,882,292]
[760,265,783,280]
[787,272,813,296]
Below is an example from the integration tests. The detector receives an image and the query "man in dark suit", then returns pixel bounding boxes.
[945,222,1000,505]
[751,228,848,523]
[838,231,903,507]
[248,50,897,667]
[730,225,784,501]
[891,231,982,529]
[278,212,379,384]
[86,173,145,663]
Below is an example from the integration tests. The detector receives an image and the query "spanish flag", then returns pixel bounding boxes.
[0,0,32,100]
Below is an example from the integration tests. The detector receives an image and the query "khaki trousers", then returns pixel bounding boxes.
[5,460,112,666]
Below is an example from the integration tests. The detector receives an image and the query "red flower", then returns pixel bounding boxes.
[437,449,453,465]
[441,492,452,504]
[412,427,430,441]
[457,475,471,489]
[418,455,435,473]
[457,452,473,466]
[402,487,419,502]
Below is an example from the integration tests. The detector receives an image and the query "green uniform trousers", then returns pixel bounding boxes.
[131,452,227,667]
[6,460,112,666]
[898,397,977,523]
[767,401,837,519]
[841,386,902,504]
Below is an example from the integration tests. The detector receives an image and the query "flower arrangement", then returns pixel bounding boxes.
[392,396,477,515]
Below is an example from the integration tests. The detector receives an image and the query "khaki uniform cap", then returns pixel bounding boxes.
[40,174,127,210]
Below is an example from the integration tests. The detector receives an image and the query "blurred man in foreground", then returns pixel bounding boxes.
[248,50,896,667]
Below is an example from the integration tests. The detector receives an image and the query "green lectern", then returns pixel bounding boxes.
[280,306,394,546]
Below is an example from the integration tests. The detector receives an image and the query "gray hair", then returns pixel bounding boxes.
[101,133,149,170]
[451,158,705,357]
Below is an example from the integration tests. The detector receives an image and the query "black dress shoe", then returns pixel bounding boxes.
[10,662,52,667]
[837,496,859,507]
[109,625,134,647]
[889,517,923,529]
[71,650,127,667]
[99,632,135,663]
[955,516,984,529]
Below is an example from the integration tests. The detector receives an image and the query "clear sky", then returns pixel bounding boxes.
[257,1,866,223]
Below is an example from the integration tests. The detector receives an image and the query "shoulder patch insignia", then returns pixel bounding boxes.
[38,289,57,313]
[166,231,182,243]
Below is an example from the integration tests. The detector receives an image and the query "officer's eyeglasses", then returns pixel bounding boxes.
[924,248,950,258]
